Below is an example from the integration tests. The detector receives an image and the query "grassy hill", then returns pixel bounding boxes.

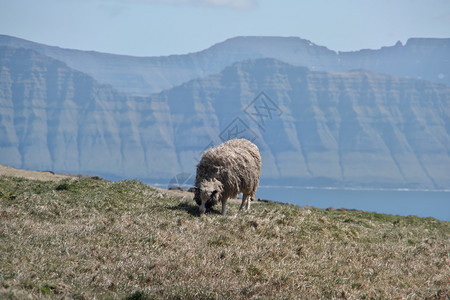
[0,175,448,299]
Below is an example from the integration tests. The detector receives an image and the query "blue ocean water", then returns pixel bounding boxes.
[256,186,450,222]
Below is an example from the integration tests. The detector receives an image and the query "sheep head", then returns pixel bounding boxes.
[194,178,223,214]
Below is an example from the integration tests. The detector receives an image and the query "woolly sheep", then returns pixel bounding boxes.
[194,138,261,215]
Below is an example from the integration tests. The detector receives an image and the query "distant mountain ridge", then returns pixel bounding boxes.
[1,46,449,189]
[0,35,448,96]
[156,58,450,188]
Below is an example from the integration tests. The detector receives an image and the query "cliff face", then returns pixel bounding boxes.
[1,47,449,188]
[153,58,450,188]
[0,35,448,96]
[0,47,177,178]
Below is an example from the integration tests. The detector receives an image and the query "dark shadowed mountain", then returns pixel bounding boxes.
[1,46,449,188]
[0,35,448,96]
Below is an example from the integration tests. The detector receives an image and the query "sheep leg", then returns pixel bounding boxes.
[221,198,227,215]
[246,196,251,210]
[239,194,249,211]
[199,201,206,215]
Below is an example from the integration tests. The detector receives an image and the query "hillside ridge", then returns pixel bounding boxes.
[0,172,448,298]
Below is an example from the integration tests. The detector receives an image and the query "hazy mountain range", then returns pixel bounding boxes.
[0,35,449,95]
[0,35,449,189]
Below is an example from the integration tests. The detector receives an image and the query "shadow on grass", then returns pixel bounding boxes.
[168,201,222,217]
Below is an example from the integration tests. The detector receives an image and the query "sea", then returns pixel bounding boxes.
[256,186,450,222]
[153,174,449,222]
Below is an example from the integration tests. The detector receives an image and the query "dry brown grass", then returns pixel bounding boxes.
[0,176,448,299]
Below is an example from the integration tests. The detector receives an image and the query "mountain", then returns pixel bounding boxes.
[0,46,177,178]
[152,58,450,188]
[1,46,449,188]
[0,35,449,96]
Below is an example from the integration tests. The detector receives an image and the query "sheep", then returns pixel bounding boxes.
[194,138,261,215]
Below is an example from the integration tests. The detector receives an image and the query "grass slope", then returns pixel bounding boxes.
[0,176,448,299]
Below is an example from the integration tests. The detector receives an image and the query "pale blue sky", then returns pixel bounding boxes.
[1,0,449,56]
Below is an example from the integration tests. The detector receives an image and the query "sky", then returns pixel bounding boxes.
[1,0,449,57]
